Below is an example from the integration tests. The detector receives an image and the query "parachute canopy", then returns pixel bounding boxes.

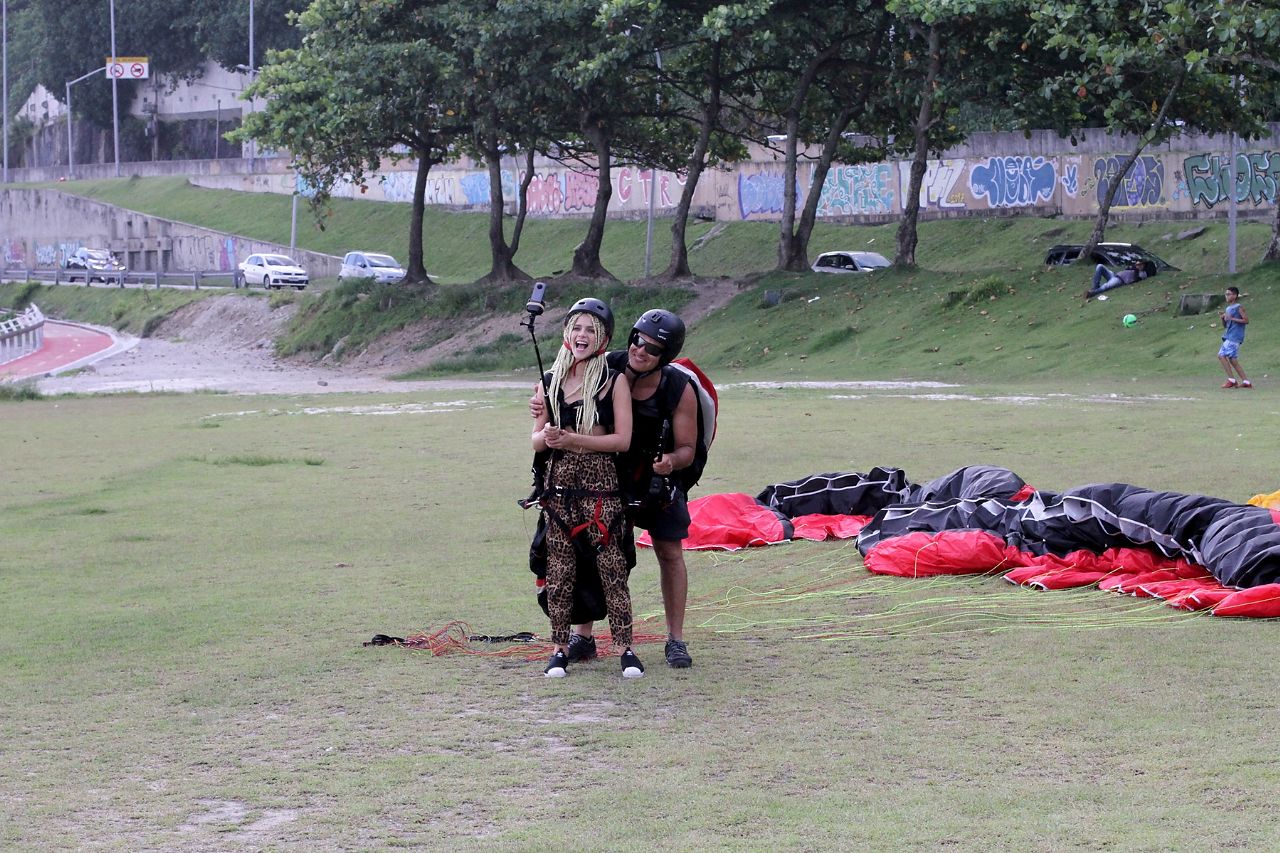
[646,465,1280,618]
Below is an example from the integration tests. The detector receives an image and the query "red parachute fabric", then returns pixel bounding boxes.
[863,530,1023,577]
[859,530,1275,618]
[1211,584,1280,617]
[790,513,873,542]
[637,492,788,551]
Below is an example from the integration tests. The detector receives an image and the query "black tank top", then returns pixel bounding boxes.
[548,369,618,432]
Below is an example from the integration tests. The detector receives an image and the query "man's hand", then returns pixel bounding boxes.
[530,393,546,419]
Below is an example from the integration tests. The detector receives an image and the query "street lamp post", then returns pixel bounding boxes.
[643,49,663,279]
[109,0,120,176]
[66,67,107,179]
[4,0,9,183]
[247,0,255,163]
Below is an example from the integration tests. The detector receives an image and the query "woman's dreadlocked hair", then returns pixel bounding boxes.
[546,311,610,433]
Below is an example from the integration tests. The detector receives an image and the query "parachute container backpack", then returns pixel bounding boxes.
[668,357,718,494]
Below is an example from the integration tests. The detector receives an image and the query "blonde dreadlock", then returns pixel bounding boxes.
[546,311,610,432]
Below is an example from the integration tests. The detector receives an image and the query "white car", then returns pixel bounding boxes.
[812,250,891,274]
[239,253,309,290]
[339,251,405,283]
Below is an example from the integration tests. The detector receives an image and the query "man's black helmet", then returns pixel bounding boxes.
[565,297,614,340]
[632,309,685,365]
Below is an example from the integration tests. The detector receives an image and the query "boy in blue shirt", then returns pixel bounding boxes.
[1218,286,1251,389]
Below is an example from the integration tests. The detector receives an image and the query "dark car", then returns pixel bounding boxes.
[64,247,126,283]
[1044,242,1179,272]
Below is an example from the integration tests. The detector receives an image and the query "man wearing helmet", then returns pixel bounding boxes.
[532,308,698,668]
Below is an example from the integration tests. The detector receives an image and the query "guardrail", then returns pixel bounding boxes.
[0,304,45,365]
[0,267,245,290]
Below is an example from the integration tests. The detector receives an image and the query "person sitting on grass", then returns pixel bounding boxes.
[1084,259,1150,301]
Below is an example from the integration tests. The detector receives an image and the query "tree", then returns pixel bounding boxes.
[1030,0,1280,264]
[181,0,308,73]
[238,0,468,285]
[747,0,893,272]
[887,0,1026,267]
[30,0,205,130]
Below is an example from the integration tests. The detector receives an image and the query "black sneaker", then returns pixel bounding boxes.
[565,633,597,663]
[543,650,568,678]
[620,649,645,679]
[664,638,693,668]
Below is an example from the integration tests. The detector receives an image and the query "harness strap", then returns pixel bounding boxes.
[542,498,626,552]
[568,497,611,546]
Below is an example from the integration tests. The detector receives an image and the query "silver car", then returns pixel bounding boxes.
[812,250,891,274]
[339,251,405,283]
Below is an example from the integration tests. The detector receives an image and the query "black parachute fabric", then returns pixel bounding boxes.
[758,466,1280,590]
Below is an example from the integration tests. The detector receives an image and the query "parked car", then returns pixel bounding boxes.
[64,247,125,283]
[812,250,891,274]
[1043,242,1179,272]
[339,251,406,283]
[239,253,309,290]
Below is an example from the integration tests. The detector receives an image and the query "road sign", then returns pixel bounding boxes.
[106,57,149,79]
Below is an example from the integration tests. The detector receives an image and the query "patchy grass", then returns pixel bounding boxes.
[1,386,1278,849]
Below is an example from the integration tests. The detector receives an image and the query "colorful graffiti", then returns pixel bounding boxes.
[969,156,1057,208]
[381,172,418,204]
[738,171,792,219]
[903,159,965,209]
[1183,151,1280,208]
[563,170,599,212]
[1,238,25,266]
[524,171,565,215]
[1060,162,1080,198]
[1094,155,1165,208]
[817,163,895,216]
[458,173,491,206]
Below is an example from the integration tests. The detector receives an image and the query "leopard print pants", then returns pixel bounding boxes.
[542,451,632,647]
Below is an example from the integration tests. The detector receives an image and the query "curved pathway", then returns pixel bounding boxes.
[0,320,126,382]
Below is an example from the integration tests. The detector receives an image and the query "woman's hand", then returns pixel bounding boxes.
[542,425,576,451]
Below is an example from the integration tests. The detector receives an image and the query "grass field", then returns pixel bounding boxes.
[2,380,1279,851]
[3,178,1279,849]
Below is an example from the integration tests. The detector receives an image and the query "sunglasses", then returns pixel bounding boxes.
[629,331,665,357]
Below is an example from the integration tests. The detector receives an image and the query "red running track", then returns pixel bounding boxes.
[0,321,116,381]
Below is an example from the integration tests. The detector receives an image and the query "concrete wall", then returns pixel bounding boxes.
[181,124,1280,224]
[2,125,1276,263]
[0,189,340,276]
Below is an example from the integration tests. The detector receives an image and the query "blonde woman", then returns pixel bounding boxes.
[532,298,641,678]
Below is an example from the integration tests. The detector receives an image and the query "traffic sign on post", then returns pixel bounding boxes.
[105,57,149,79]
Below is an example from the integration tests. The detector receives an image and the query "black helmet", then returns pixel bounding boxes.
[632,309,685,365]
[565,297,614,340]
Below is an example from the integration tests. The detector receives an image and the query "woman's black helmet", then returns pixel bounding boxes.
[565,297,614,340]
[632,309,685,365]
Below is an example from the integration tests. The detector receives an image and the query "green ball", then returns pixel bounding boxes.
[1123,314,1138,327]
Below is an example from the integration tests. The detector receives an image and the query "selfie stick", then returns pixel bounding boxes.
[522,281,553,419]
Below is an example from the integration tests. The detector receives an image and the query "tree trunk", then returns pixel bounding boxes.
[404,153,435,285]
[664,42,722,281]
[777,45,837,272]
[1265,200,1280,262]
[482,133,529,283]
[569,123,616,280]
[509,148,535,256]
[791,106,856,269]
[1081,66,1187,263]
[895,26,940,269]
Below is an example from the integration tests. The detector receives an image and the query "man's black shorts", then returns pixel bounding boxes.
[629,487,691,541]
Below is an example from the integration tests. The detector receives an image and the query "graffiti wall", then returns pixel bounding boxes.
[111,128,1280,225]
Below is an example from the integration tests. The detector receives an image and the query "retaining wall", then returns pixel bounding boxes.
[0,189,340,276]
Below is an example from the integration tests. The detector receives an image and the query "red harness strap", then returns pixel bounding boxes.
[568,496,611,546]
